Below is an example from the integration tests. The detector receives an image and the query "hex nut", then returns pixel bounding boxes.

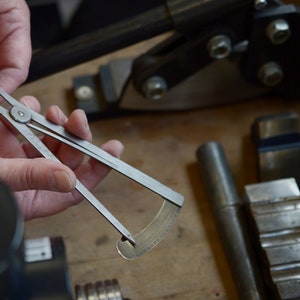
[74,86,95,101]
[142,76,168,100]
[255,0,267,10]
[258,62,283,87]
[207,35,232,60]
[266,19,291,44]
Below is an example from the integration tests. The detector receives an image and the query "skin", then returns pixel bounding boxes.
[0,0,31,93]
[0,1,123,220]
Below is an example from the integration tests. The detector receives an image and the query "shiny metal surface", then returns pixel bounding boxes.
[244,178,300,299]
[117,200,181,260]
[75,279,124,300]
[10,106,32,123]
[252,111,299,140]
[207,35,232,60]
[258,61,284,87]
[255,0,268,10]
[0,105,135,244]
[252,111,300,184]
[266,19,291,45]
[0,89,184,258]
[120,59,267,111]
[142,76,168,100]
[197,141,266,300]
[26,121,183,207]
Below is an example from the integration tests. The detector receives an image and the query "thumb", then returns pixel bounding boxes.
[0,158,76,192]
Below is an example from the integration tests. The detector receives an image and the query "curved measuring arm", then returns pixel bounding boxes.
[117,200,181,260]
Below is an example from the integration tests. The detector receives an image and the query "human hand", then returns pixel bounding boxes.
[0,0,31,93]
[0,96,124,220]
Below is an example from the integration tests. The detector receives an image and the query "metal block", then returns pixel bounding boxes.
[244,178,300,299]
[252,112,300,184]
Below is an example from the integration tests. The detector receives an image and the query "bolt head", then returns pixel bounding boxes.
[207,35,232,60]
[255,0,267,10]
[266,19,291,44]
[258,62,283,87]
[74,86,95,101]
[142,76,168,100]
[10,106,31,123]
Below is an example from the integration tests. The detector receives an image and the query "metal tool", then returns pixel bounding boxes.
[0,89,184,259]
[244,178,300,299]
[197,141,266,300]
[251,111,300,184]
[27,1,300,117]
[197,141,300,298]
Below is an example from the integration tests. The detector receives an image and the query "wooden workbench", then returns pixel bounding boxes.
[15,35,300,300]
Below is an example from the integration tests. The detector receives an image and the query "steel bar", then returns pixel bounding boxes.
[28,0,253,82]
[196,141,266,300]
[27,5,173,82]
[166,0,253,35]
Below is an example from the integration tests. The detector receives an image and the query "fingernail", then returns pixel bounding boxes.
[54,105,68,123]
[49,170,74,192]
[82,112,92,140]
[21,97,30,108]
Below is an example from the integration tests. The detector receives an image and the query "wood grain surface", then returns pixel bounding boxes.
[14,33,300,300]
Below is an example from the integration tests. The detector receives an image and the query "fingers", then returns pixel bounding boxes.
[19,95,41,113]
[100,139,124,157]
[45,104,68,124]
[46,106,92,141]
[44,106,92,169]
[0,157,76,192]
[0,0,31,92]
[20,103,92,170]
[0,95,41,158]
[88,139,124,183]
[44,105,124,193]
[72,140,124,201]
[6,98,124,199]
[90,139,124,178]
[45,105,90,137]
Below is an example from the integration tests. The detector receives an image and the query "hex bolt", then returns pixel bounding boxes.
[266,19,291,44]
[74,85,95,101]
[142,76,168,100]
[255,0,267,10]
[258,62,283,87]
[207,35,232,60]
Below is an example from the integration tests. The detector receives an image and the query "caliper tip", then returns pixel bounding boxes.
[122,234,136,246]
